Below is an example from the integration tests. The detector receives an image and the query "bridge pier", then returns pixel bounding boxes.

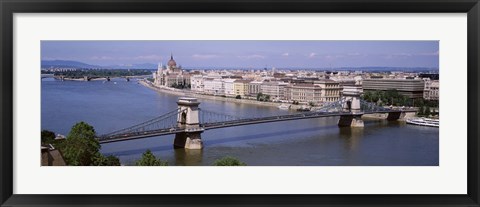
[387,111,403,121]
[338,86,364,128]
[174,131,203,149]
[338,115,364,127]
[173,97,204,149]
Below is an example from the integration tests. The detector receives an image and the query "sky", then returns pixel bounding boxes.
[41,41,439,69]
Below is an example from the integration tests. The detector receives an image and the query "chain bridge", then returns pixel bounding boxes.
[97,86,416,149]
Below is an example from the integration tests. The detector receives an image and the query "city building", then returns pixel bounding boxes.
[248,80,263,98]
[154,54,190,88]
[203,78,225,96]
[362,78,425,99]
[190,75,204,92]
[284,79,341,104]
[223,78,237,97]
[260,81,288,101]
[41,145,66,166]
[424,80,439,100]
[314,79,342,102]
[233,79,250,97]
[284,83,323,103]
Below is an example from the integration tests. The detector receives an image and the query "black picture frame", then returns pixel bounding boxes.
[1,0,479,206]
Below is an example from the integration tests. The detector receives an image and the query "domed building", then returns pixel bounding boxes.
[166,53,181,73]
[154,53,190,88]
[167,54,177,68]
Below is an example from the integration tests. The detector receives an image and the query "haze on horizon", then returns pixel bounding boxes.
[41,40,439,69]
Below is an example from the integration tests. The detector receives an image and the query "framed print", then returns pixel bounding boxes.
[1,0,479,206]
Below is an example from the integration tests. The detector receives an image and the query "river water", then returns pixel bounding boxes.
[41,78,439,166]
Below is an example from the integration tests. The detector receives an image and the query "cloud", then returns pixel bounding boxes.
[237,54,266,59]
[282,52,289,57]
[384,53,413,59]
[347,52,364,56]
[90,56,115,60]
[192,54,220,59]
[418,50,439,56]
[327,54,345,59]
[308,53,316,58]
[132,55,163,60]
[90,55,163,61]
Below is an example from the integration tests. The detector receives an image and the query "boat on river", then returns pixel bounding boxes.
[278,104,291,110]
[406,118,439,127]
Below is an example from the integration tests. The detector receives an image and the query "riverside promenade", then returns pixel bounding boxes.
[139,80,284,108]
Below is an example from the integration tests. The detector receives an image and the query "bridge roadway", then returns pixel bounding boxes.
[98,109,415,144]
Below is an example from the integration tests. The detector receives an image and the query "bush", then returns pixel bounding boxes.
[136,149,168,166]
[41,130,56,145]
[93,154,121,166]
[213,156,246,166]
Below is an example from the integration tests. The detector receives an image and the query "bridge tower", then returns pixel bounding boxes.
[173,97,204,149]
[338,85,364,127]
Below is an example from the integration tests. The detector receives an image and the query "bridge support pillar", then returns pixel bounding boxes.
[174,97,204,149]
[338,86,364,127]
[174,131,203,149]
[338,115,364,128]
[387,111,406,121]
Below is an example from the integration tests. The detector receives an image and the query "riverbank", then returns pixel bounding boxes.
[139,80,285,108]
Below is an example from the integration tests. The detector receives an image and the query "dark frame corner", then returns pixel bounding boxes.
[1,0,479,206]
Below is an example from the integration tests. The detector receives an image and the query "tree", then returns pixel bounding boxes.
[256,92,263,101]
[424,106,431,117]
[418,106,424,116]
[135,149,168,166]
[41,130,56,145]
[93,153,121,166]
[265,95,270,101]
[60,122,101,166]
[213,156,246,166]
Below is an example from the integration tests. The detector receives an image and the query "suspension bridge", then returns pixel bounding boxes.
[97,86,417,149]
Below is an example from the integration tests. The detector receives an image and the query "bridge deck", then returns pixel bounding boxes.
[98,109,414,144]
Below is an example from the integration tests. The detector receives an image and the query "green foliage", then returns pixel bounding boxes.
[235,95,242,99]
[418,106,425,116]
[60,122,100,166]
[170,83,191,89]
[363,90,439,108]
[41,130,56,145]
[256,93,270,102]
[424,106,431,117]
[135,150,168,166]
[42,122,120,166]
[93,153,121,166]
[256,92,263,101]
[213,156,247,166]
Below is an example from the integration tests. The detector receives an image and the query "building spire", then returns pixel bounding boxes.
[170,53,174,60]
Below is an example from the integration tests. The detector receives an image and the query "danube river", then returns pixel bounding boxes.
[41,78,439,166]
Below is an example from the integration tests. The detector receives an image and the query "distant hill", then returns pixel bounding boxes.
[104,63,157,69]
[41,60,157,69]
[41,60,100,69]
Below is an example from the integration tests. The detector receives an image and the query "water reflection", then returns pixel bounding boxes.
[174,149,203,166]
[339,127,364,151]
